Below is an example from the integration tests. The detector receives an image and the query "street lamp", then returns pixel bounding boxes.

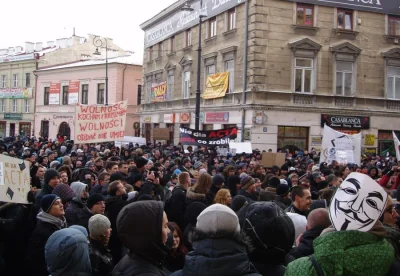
[181,0,206,131]
[93,36,109,106]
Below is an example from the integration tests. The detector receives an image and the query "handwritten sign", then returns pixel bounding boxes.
[74,100,128,144]
[0,154,30,204]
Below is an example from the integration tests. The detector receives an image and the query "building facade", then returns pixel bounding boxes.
[140,0,400,154]
[0,34,127,138]
[34,55,142,140]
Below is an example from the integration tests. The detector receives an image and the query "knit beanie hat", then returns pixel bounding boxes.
[89,214,111,237]
[41,194,60,213]
[212,174,225,187]
[276,184,290,197]
[268,177,280,188]
[87,193,105,209]
[231,195,249,213]
[196,203,240,234]
[193,161,203,170]
[135,157,148,169]
[199,168,208,175]
[44,168,60,186]
[52,184,76,205]
[240,174,255,190]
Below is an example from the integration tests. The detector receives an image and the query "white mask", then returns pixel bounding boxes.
[329,172,387,232]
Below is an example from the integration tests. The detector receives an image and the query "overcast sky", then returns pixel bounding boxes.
[0,0,177,61]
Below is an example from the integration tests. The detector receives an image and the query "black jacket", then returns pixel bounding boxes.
[89,238,114,276]
[64,199,87,226]
[165,185,187,231]
[105,194,129,263]
[285,226,325,264]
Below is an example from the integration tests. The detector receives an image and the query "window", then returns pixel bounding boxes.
[148,47,153,61]
[137,84,142,105]
[0,99,4,112]
[209,17,217,38]
[170,36,175,53]
[296,4,314,26]
[97,83,105,104]
[295,58,313,93]
[1,75,5,88]
[228,9,236,30]
[157,42,163,58]
[44,87,49,105]
[62,86,68,105]
[278,126,309,151]
[12,99,17,112]
[146,77,152,103]
[206,64,216,76]
[12,74,18,88]
[185,29,192,47]
[167,73,174,100]
[337,9,353,30]
[183,71,190,99]
[25,73,30,87]
[0,122,5,138]
[41,120,49,138]
[387,67,400,100]
[19,123,31,137]
[24,99,29,113]
[225,60,235,93]
[81,84,88,104]
[336,61,353,96]
[389,16,400,37]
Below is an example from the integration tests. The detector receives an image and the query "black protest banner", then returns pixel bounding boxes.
[179,127,238,146]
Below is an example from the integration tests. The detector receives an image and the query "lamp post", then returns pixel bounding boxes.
[93,36,108,106]
[182,1,206,131]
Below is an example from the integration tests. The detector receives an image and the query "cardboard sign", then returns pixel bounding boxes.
[153,128,170,140]
[0,155,30,204]
[261,152,286,167]
[74,100,128,144]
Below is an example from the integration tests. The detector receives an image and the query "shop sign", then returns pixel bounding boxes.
[180,113,190,124]
[364,134,375,146]
[321,114,370,130]
[144,116,152,123]
[144,0,247,48]
[4,113,22,120]
[280,0,399,16]
[205,112,229,123]
[0,53,36,63]
[164,114,175,123]
[53,115,73,120]
[0,88,33,99]
[364,148,377,155]
[311,136,322,146]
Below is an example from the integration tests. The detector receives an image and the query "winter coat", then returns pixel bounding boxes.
[76,207,94,231]
[170,230,261,276]
[64,199,87,226]
[185,187,208,207]
[164,185,187,231]
[285,229,395,276]
[111,201,170,276]
[105,194,129,263]
[45,227,91,276]
[26,212,67,276]
[285,226,325,264]
[89,238,114,276]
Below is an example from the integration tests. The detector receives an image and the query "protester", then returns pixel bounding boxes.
[165,222,188,272]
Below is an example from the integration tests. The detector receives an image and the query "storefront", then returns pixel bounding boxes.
[278,126,309,152]
[320,114,370,134]
[35,114,74,140]
[3,113,33,137]
[377,130,400,156]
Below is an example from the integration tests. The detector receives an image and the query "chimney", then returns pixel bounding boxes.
[46,41,55,48]
[25,42,34,53]
[15,46,23,53]
[8,47,14,55]
[0,49,7,56]
[67,37,73,47]
[56,38,68,49]
[73,35,81,46]
[35,42,43,52]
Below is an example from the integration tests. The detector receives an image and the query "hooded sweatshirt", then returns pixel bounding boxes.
[65,182,88,226]
[45,228,91,276]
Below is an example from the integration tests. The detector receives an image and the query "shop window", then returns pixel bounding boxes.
[388,16,400,37]
[378,130,400,156]
[295,58,313,93]
[0,122,5,138]
[224,124,237,129]
[296,4,314,26]
[387,66,400,99]
[44,87,49,105]
[337,9,353,31]
[19,123,30,137]
[81,84,88,104]
[137,84,142,105]
[278,126,309,152]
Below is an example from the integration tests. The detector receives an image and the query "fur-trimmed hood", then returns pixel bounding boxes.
[186,187,206,200]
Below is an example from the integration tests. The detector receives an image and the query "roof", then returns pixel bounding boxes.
[140,0,184,30]
[36,55,143,72]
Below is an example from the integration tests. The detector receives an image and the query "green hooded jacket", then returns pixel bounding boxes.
[285,230,395,276]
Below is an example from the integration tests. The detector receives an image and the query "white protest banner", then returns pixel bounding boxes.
[393,131,400,161]
[0,155,30,204]
[320,125,361,165]
[75,100,128,144]
[229,142,253,154]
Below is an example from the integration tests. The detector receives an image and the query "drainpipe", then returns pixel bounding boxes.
[121,64,128,134]
[241,0,249,142]
[33,59,38,138]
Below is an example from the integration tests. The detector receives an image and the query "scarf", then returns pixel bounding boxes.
[37,211,67,229]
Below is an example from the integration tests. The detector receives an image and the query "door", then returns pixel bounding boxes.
[19,123,31,137]
[58,122,71,140]
[9,123,15,137]
[41,120,49,138]
[145,123,151,143]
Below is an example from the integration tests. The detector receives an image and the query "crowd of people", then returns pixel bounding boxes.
[0,135,400,275]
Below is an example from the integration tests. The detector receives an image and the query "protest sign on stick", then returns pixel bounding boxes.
[0,155,30,204]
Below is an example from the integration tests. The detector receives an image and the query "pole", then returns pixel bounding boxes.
[105,39,109,106]
[241,0,249,142]
[195,0,203,131]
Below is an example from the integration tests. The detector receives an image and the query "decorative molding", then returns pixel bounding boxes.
[164,62,176,70]
[333,29,359,37]
[202,51,218,60]
[204,36,217,43]
[289,38,322,52]
[223,29,237,36]
[382,48,400,59]
[330,42,362,56]
[182,45,193,52]
[179,56,193,66]
[291,25,319,31]
[220,46,238,55]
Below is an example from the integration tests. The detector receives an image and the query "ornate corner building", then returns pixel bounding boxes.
[140,0,400,155]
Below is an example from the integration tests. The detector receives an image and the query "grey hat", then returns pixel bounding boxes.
[88,214,111,237]
[193,161,203,170]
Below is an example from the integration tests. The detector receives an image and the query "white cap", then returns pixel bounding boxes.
[312,165,320,172]
[196,204,240,234]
